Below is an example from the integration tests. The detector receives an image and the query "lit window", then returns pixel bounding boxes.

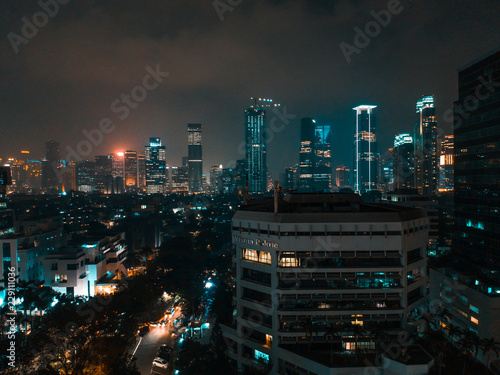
[259,251,271,264]
[470,316,479,325]
[242,248,271,265]
[265,334,272,346]
[279,257,299,267]
[470,305,479,314]
[255,350,269,363]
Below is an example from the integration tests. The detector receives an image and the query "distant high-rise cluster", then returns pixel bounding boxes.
[2,94,453,199]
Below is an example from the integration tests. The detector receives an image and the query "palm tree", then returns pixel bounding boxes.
[16,279,45,333]
[458,329,482,375]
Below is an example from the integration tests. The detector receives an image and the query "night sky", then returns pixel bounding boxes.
[1,0,499,177]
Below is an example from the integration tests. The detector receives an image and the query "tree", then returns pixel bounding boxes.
[175,339,237,375]
[480,337,500,373]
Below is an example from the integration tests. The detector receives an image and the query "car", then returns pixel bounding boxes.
[152,357,169,369]
[158,344,173,353]
[157,344,173,359]
[138,325,150,336]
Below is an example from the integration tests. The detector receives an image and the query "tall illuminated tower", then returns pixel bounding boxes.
[124,150,138,191]
[145,138,166,194]
[187,124,203,193]
[414,95,438,196]
[299,118,333,191]
[245,98,269,193]
[353,105,378,193]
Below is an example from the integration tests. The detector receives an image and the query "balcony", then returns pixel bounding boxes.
[278,257,402,269]
[278,299,402,311]
[278,278,402,290]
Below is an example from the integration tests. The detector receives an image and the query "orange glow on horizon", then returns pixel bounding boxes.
[116,152,124,157]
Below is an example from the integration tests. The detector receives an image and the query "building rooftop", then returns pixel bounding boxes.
[235,193,427,223]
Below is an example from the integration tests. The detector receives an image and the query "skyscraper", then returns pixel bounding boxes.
[94,155,113,194]
[335,164,350,188]
[284,165,299,190]
[187,124,203,193]
[414,95,438,196]
[42,140,60,191]
[209,165,223,194]
[378,147,394,192]
[298,117,315,191]
[145,138,166,194]
[75,161,95,192]
[137,153,146,191]
[298,118,333,192]
[245,98,274,193]
[353,105,378,193]
[393,133,414,190]
[429,51,500,363]
[124,150,138,191]
[438,135,454,193]
[454,50,500,275]
[112,153,124,194]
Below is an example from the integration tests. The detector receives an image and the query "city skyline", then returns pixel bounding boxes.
[1,1,499,178]
[0,1,499,372]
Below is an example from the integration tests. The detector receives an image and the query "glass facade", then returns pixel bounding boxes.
[298,118,333,192]
[353,105,378,193]
[245,107,267,193]
[454,50,500,274]
[414,96,438,196]
[187,124,203,193]
[145,138,167,194]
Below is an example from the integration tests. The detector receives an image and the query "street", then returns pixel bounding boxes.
[132,310,182,375]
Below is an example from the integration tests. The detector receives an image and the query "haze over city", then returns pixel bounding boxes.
[1,1,500,375]
[1,0,499,176]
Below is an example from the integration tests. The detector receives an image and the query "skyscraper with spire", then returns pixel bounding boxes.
[245,98,277,193]
[353,105,378,193]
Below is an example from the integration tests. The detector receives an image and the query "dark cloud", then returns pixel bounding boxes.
[1,0,499,176]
